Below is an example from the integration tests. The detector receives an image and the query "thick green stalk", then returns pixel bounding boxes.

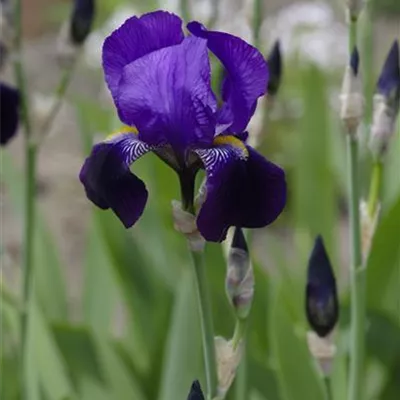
[180,175,218,399]
[20,144,37,400]
[347,134,365,400]
[12,2,36,399]
[190,250,218,399]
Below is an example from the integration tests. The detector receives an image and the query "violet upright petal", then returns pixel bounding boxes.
[186,380,205,400]
[102,11,184,101]
[187,21,268,133]
[306,235,339,337]
[195,141,286,242]
[0,82,19,146]
[117,36,217,150]
[79,132,151,227]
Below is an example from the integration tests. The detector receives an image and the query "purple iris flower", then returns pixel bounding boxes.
[79,11,286,242]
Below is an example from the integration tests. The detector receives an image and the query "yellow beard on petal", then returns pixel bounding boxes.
[213,135,249,158]
[105,126,138,141]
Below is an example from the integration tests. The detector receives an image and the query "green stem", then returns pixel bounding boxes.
[347,135,365,400]
[37,61,77,147]
[367,161,383,217]
[253,0,263,48]
[179,0,190,22]
[180,177,218,399]
[20,144,37,400]
[12,2,36,399]
[190,250,218,399]
[232,318,247,351]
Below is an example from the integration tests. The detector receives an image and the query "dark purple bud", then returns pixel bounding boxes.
[187,380,204,400]
[231,226,248,252]
[350,46,359,76]
[70,0,95,45]
[266,40,282,96]
[0,82,20,146]
[305,235,338,337]
[377,40,400,104]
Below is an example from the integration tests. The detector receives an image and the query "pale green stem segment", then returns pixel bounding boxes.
[190,250,219,400]
[37,61,77,147]
[253,0,263,48]
[232,318,247,351]
[367,160,383,217]
[347,134,365,400]
[232,318,247,400]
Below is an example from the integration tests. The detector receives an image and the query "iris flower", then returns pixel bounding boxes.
[79,11,286,242]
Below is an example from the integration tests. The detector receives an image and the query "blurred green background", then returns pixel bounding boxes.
[1,1,400,399]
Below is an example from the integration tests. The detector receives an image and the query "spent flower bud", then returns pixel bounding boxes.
[266,40,282,97]
[215,336,243,398]
[369,41,400,158]
[305,236,339,338]
[226,227,254,319]
[340,46,364,136]
[186,380,205,400]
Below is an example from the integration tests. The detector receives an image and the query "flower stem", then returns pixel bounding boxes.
[367,160,383,218]
[180,175,218,399]
[37,61,77,147]
[12,2,36,399]
[20,143,37,400]
[232,318,247,351]
[347,135,365,400]
[190,250,218,399]
[252,0,263,48]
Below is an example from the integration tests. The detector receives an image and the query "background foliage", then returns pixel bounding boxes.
[1,0,399,399]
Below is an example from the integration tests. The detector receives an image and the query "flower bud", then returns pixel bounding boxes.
[346,1,364,20]
[369,41,400,159]
[57,0,96,66]
[186,380,205,400]
[70,0,95,45]
[305,235,339,338]
[226,227,254,319]
[0,83,20,146]
[340,47,364,136]
[266,40,282,97]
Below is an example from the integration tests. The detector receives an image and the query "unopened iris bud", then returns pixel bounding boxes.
[305,235,339,338]
[226,227,254,319]
[340,46,364,136]
[266,40,282,97]
[0,83,20,146]
[369,40,400,159]
[57,0,95,66]
[186,380,204,400]
[346,0,363,20]
[70,0,95,45]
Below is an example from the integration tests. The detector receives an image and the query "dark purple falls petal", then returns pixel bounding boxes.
[79,132,151,228]
[187,21,268,133]
[117,36,217,150]
[102,10,184,101]
[195,143,286,242]
[0,82,20,146]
